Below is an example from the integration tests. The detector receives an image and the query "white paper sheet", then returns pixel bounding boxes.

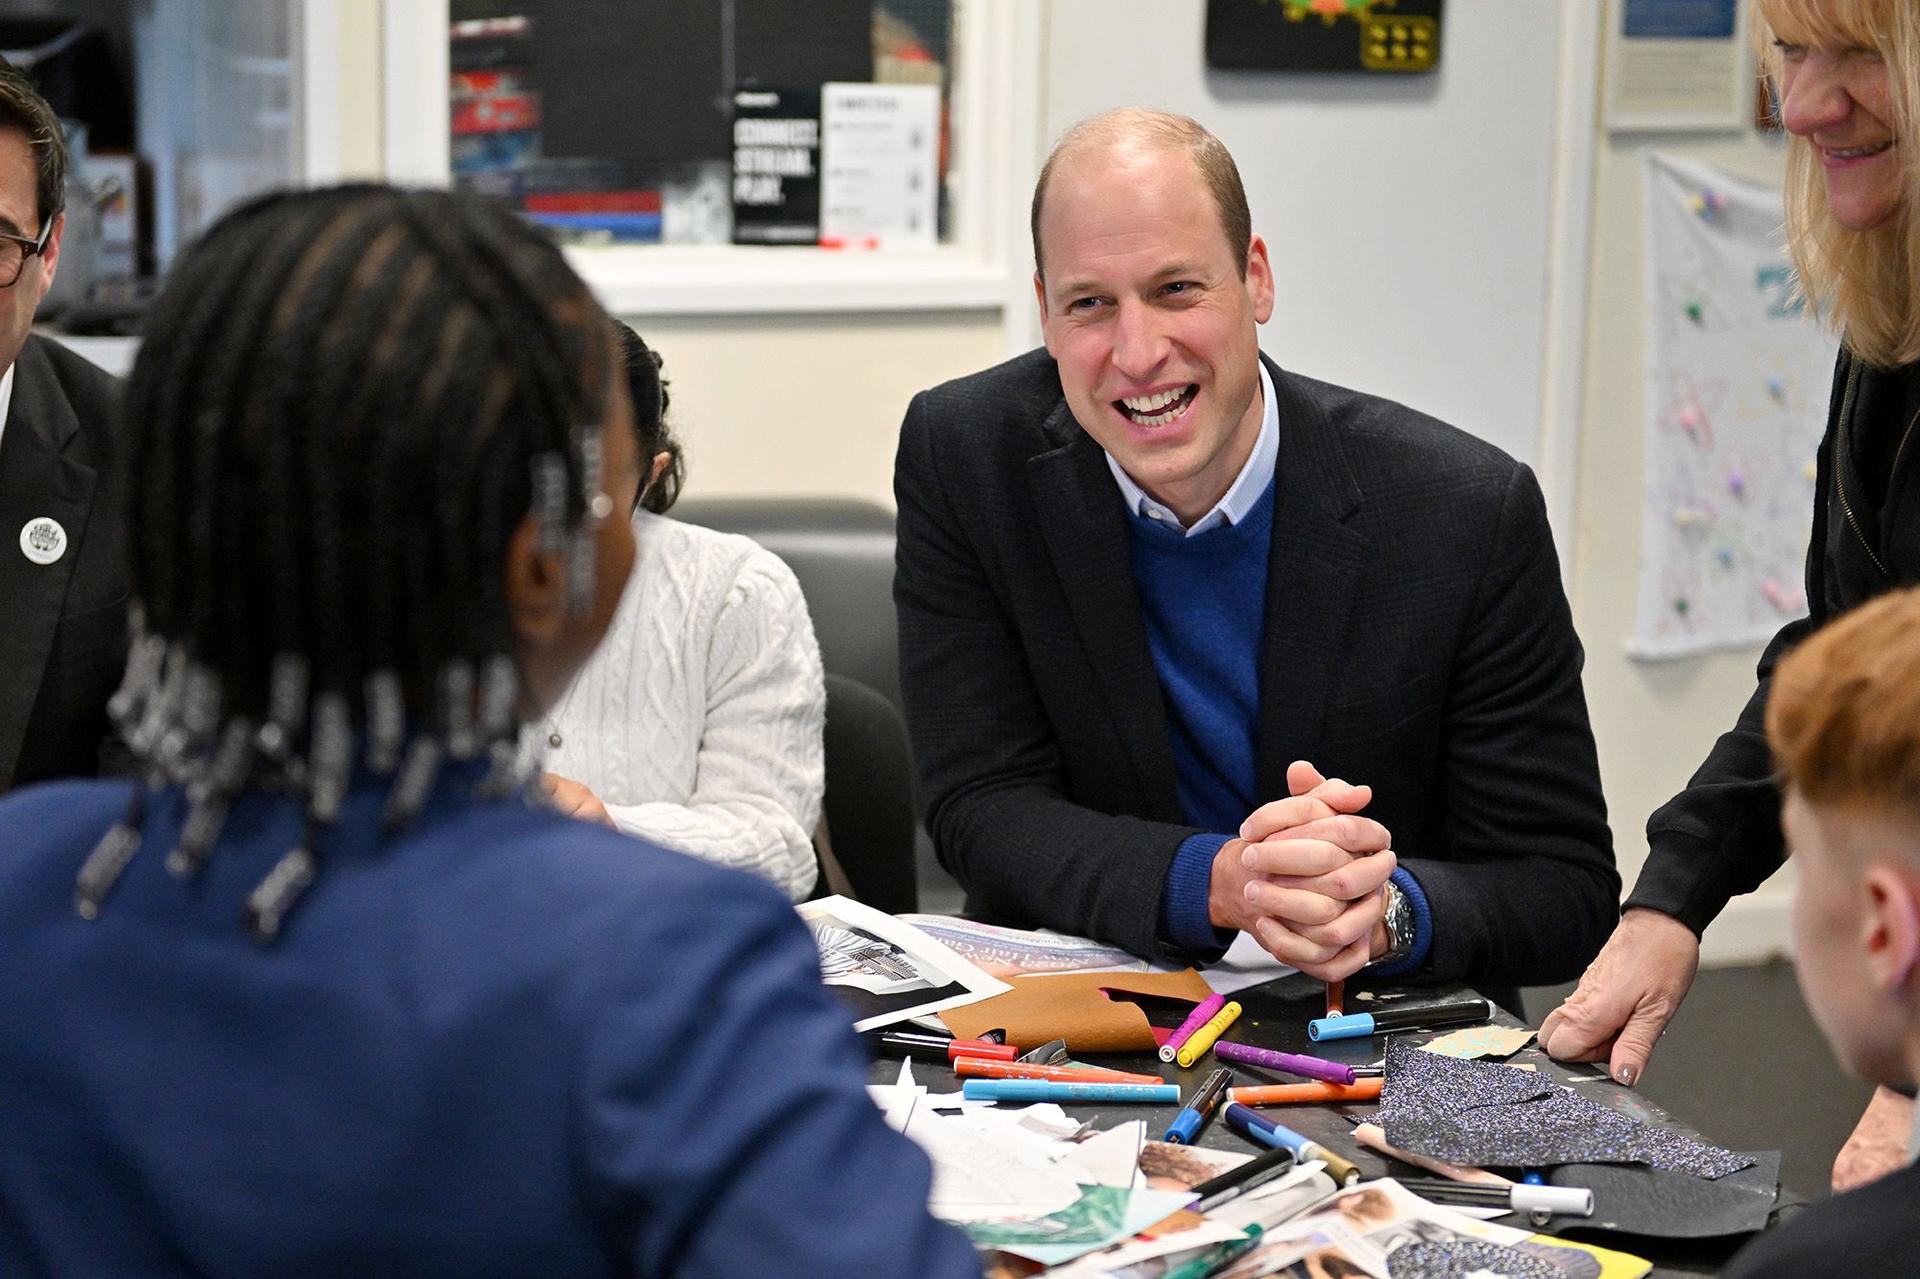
[798,896,1010,1031]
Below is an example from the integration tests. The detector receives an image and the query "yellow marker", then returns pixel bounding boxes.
[1176,1000,1243,1069]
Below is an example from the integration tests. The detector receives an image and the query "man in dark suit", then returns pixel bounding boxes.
[894,109,1615,988]
[0,60,127,792]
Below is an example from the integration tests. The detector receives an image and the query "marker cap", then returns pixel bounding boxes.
[1307,1012,1375,1042]
[1510,1184,1594,1217]
[1163,1110,1203,1145]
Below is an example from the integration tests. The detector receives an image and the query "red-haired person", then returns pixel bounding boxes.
[1724,586,1920,1275]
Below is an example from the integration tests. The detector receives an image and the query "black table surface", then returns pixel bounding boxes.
[869,971,1779,1277]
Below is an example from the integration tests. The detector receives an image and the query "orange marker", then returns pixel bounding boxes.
[946,1039,1020,1062]
[1325,979,1344,1018]
[953,1058,1165,1085]
[1228,1078,1383,1106]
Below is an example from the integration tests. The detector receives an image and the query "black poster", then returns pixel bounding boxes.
[731,87,821,245]
[1206,0,1445,74]
[532,0,870,167]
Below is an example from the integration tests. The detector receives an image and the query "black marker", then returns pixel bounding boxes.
[1307,998,1491,1042]
[1162,1068,1233,1145]
[1189,1143,1299,1213]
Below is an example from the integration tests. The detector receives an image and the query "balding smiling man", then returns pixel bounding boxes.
[893,109,1616,998]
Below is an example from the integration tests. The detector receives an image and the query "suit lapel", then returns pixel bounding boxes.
[0,339,96,786]
[1254,357,1368,798]
[1027,399,1184,823]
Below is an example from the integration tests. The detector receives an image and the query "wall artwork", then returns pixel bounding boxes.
[1205,0,1443,74]
[1632,153,1836,660]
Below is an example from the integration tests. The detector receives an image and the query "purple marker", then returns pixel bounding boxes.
[1160,993,1228,1064]
[1214,1041,1357,1085]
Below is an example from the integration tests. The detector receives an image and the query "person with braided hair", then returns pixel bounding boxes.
[0,185,979,1277]
[537,321,826,900]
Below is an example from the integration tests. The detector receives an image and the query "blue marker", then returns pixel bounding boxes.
[1307,997,1491,1042]
[962,1080,1180,1104]
[1221,1104,1361,1185]
[1162,1068,1233,1145]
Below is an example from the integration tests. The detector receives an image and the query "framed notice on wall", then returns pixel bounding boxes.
[1605,0,1753,131]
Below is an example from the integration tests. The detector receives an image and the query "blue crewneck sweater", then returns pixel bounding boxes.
[1128,482,1276,834]
[1130,480,1430,968]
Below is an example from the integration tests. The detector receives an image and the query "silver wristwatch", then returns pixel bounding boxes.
[1374,879,1414,967]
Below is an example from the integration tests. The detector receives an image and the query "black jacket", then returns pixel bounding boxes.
[0,334,127,792]
[894,349,1617,983]
[1630,349,1914,931]
[1722,1158,1920,1278]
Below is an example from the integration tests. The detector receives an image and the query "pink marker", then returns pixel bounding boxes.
[1160,993,1228,1064]
[1214,1041,1357,1085]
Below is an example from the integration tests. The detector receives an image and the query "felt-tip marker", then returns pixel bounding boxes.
[1176,1000,1243,1069]
[1162,1067,1233,1145]
[1221,1104,1361,1185]
[1189,1142,1298,1213]
[1228,1078,1383,1106]
[962,1080,1181,1104]
[866,1032,1021,1061]
[1307,998,1491,1042]
[1213,1042,1357,1085]
[1159,993,1227,1064]
[1397,1177,1594,1220]
[953,1058,1163,1085]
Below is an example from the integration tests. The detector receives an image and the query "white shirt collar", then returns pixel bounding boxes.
[0,362,16,454]
[1105,359,1278,537]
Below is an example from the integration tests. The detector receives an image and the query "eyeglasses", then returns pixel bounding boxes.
[0,217,53,289]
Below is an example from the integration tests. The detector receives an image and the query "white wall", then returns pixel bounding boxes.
[627,311,1005,508]
[1040,0,1566,470]
[1571,131,1799,966]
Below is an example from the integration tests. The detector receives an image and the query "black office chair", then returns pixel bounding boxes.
[814,673,918,915]
[674,498,903,715]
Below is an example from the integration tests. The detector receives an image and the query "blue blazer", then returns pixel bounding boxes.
[0,772,979,1277]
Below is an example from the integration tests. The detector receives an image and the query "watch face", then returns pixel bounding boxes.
[1381,882,1414,962]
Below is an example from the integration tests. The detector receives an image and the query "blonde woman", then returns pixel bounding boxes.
[1544,0,1920,1181]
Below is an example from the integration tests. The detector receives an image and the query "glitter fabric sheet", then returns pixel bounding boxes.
[1385,1239,1565,1279]
[1379,1040,1753,1180]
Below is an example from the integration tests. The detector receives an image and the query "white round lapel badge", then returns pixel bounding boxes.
[19,516,67,566]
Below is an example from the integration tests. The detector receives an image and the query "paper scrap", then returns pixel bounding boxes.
[940,967,1215,1053]
[995,1187,1198,1265]
[963,1183,1132,1249]
[1138,1140,1249,1191]
[801,895,1010,1031]
[1386,1238,1565,1278]
[904,1110,1083,1223]
[1058,1121,1143,1190]
[1418,1024,1536,1061]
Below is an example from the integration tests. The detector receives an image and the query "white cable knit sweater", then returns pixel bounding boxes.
[544,511,824,900]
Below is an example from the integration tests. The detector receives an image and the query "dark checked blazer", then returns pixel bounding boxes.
[0,334,128,792]
[893,348,1617,986]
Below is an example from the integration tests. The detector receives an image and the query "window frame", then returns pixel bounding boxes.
[372,0,1042,316]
